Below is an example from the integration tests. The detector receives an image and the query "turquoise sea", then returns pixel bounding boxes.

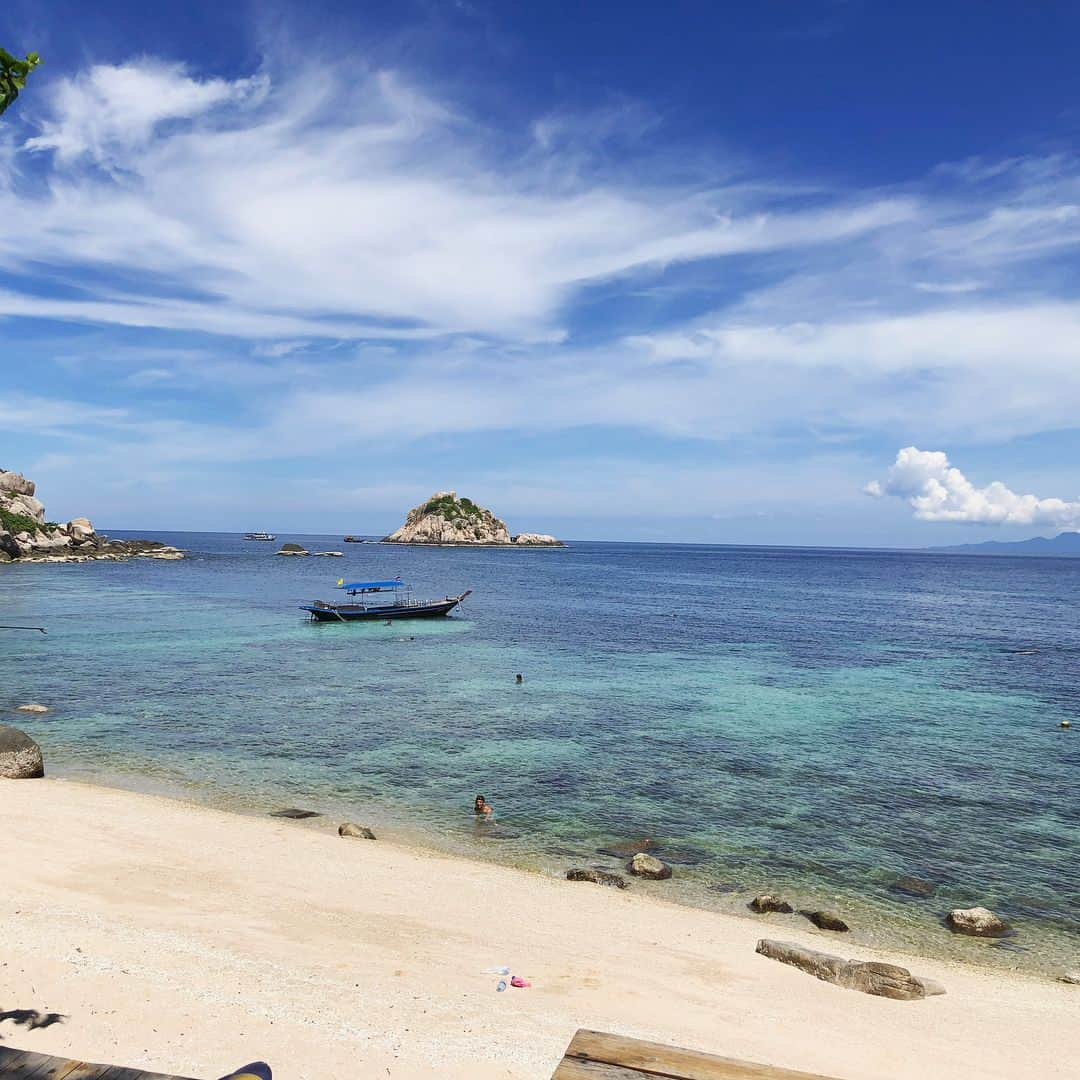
[3,534,1078,975]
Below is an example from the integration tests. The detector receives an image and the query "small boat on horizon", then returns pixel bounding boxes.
[243,532,277,541]
[301,579,471,622]
[343,535,370,543]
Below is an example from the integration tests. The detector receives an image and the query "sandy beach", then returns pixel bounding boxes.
[1,779,1075,1079]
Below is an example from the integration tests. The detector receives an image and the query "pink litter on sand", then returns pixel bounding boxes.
[510,976,531,988]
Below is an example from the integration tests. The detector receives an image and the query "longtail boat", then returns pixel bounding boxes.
[301,579,471,622]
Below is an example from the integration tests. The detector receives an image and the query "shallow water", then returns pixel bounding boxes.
[3,534,1078,974]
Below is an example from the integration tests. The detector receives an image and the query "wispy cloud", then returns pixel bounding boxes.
[3,57,912,343]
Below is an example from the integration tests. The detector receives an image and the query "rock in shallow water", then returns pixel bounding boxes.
[596,838,657,858]
[269,807,321,819]
[755,939,944,1001]
[803,909,850,932]
[889,874,936,898]
[628,852,672,880]
[749,894,794,914]
[946,906,1013,938]
[339,822,376,839]
[566,868,628,889]
[0,724,45,779]
[16,703,49,714]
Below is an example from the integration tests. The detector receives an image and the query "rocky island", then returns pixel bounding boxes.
[383,491,563,546]
[0,468,183,564]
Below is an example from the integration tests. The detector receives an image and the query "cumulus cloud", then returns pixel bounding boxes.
[866,447,1080,527]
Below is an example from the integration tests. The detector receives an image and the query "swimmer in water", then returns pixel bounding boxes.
[474,794,494,819]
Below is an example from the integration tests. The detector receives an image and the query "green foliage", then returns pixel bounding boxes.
[0,47,41,118]
[422,493,486,522]
[0,507,44,535]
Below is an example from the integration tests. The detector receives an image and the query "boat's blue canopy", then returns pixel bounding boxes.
[337,579,404,591]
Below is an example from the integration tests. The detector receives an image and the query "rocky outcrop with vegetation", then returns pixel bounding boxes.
[0,468,183,564]
[382,491,563,546]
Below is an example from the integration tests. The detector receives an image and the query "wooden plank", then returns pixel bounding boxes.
[64,1067,145,1080]
[562,1030,839,1080]
[0,1049,95,1079]
[0,1048,195,1080]
[45,1064,113,1079]
[552,1056,653,1079]
[0,1050,41,1079]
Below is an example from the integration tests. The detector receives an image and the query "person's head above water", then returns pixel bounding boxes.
[474,795,487,811]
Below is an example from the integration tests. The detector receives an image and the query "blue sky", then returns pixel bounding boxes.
[2,0,1080,544]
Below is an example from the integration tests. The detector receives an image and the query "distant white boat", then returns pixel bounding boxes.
[244,532,277,541]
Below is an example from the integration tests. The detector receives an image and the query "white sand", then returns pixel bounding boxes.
[1,779,1075,1079]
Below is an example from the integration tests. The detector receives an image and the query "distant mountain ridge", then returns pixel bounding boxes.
[930,531,1080,556]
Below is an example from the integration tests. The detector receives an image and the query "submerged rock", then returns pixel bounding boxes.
[339,822,376,839]
[749,894,794,914]
[0,724,45,779]
[269,807,322,819]
[15,703,49,714]
[628,853,672,880]
[596,838,657,858]
[566,868,628,889]
[946,906,1013,938]
[756,939,944,1001]
[803,909,850,932]
[889,875,936,898]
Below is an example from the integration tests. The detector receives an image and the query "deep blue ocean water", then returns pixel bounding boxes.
[3,533,1078,973]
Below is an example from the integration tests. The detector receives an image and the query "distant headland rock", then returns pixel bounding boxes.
[382,492,563,547]
[0,468,183,565]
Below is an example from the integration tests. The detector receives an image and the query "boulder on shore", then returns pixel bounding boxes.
[339,822,377,840]
[383,491,563,546]
[756,939,944,1001]
[0,724,45,779]
[566,868,628,889]
[802,909,850,932]
[0,468,183,564]
[628,852,672,880]
[946,906,1013,938]
[749,894,794,914]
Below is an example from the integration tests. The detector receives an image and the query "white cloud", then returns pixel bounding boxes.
[24,61,265,164]
[866,447,1080,527]
[914,280,984,294]
[2,57,914,342]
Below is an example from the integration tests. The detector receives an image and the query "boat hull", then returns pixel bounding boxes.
[301,594,468,622]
